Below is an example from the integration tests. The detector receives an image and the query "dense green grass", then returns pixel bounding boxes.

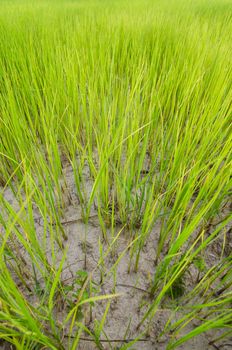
[0,0,231,349]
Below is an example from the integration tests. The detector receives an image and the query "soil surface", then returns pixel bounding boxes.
[1,161,231,350]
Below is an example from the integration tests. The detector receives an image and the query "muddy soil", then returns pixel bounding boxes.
[0,161,231,350]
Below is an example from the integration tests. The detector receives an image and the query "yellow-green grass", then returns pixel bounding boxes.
[0,0,231,349]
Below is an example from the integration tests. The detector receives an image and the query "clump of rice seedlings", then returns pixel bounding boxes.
[0,0,231,349]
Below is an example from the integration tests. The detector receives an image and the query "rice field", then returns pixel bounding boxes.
[0,0,232,349]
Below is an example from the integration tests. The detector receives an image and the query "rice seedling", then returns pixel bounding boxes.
[0,0,231,349]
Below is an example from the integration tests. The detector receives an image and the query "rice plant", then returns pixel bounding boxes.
[0,0,231,349]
